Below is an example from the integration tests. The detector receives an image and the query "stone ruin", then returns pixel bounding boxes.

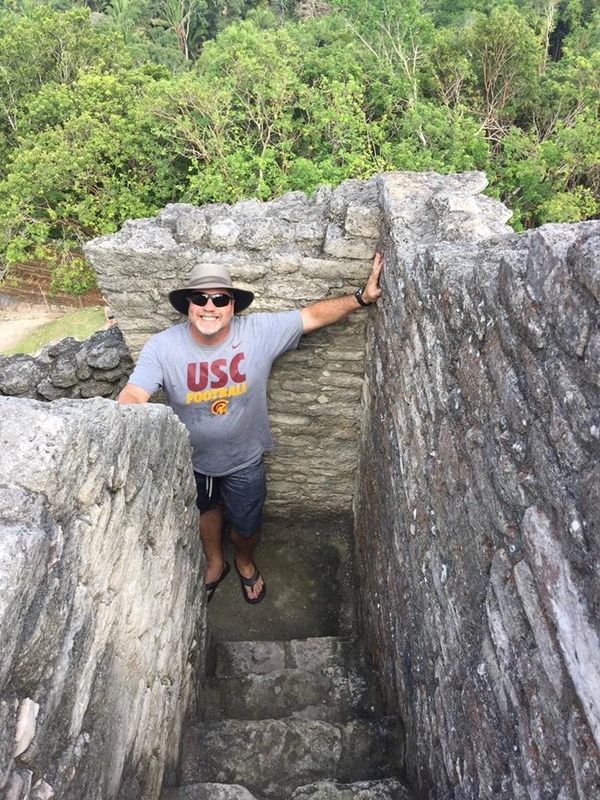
[1,171,599,799]
[0,327,132,402]
[0,397,203,800]
[356,177,600,799]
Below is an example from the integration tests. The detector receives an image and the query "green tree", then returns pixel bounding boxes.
[0,67,184,288]
[428,26,476,109]
[152,13,388,201]
[463,6,542,142]
[0,0,597,298]
[0,5,133,164]
[490,111,600,228]
[381,101,490,173]
[331,0,436,108]
[155,16,304,201]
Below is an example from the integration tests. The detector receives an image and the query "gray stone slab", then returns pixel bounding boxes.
[203,667,375,722]
[163,784,259,800]
[287,637,353,672]
[181,718,404,797]
[181,719,341,796]
[290,778,413,800]
[0,396,203,799]
[214,637,354,678]
[214,640,286,678]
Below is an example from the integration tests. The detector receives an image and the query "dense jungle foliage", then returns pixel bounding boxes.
[0,0,598,293]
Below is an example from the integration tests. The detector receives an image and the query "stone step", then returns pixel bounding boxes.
[202,666,380,722]
[291,779,413,800]
[179,717,405,798]
[164,778,413,800]
[162,784,259,800]
[213,637,354,679]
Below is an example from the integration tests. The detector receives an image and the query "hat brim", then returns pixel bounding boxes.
[168,288,254,316]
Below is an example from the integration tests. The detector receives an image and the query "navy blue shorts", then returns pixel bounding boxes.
[193,457,266,539]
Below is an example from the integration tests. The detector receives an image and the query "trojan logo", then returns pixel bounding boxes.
[211,399,229,415]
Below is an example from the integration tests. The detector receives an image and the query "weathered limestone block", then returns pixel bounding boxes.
[345,203,381,239]
[209,218,241,248]
[0,396,204,800]
[0,357,43,395]
[180,717,404,795]
[0,328,133,402]
[355,170,600,800]
[522,506,600,744]
[163,785,259,800]
[291,779,413,800]
[323,224,376,260]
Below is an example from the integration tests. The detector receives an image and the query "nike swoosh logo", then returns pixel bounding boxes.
[232,341,242,349]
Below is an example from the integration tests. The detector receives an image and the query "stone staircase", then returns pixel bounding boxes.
[164,636,412,800]
[161,517,414,800]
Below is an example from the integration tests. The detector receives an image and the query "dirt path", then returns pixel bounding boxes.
[0,308,63,353]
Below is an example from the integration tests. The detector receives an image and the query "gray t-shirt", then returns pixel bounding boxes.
[128,310,303,475]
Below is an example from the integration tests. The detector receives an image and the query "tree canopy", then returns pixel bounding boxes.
[0,0,597,292]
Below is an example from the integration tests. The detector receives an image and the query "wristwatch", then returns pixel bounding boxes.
[354,286,372,307]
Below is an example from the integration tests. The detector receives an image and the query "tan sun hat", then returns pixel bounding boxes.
[168,264,254,315]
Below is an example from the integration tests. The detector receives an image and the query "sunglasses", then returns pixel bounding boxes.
[189,292,233,308]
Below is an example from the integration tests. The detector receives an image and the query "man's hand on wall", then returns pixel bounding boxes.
[362,252,383,305]
[301,251,385,333]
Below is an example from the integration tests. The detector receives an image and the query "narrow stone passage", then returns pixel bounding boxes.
[161,517,414,800]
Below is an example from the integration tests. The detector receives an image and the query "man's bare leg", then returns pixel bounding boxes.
[200,507,226,585]
[231,527,264,601]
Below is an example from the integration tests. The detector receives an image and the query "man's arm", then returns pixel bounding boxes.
[117,384,152,404]
[300,252,383,334]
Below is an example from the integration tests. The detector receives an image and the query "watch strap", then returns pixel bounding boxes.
[354,287,371,307]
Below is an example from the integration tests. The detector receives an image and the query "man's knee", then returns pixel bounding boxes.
[199,506,222,526]
[199,508,223,543]
[230,525,261,543]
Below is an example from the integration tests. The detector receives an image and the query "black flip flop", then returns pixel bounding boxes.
[205,561,231,604]
[235,560,266,605]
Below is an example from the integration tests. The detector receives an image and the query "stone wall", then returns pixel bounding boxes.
[355,173,600,798]
[84,182,381,515]
[0,396,204,800]
[0,328,132,402]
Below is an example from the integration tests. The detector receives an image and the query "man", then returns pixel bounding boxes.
[118,253,383,604]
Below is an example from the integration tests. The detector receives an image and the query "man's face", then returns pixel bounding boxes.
[187,288,234,342]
